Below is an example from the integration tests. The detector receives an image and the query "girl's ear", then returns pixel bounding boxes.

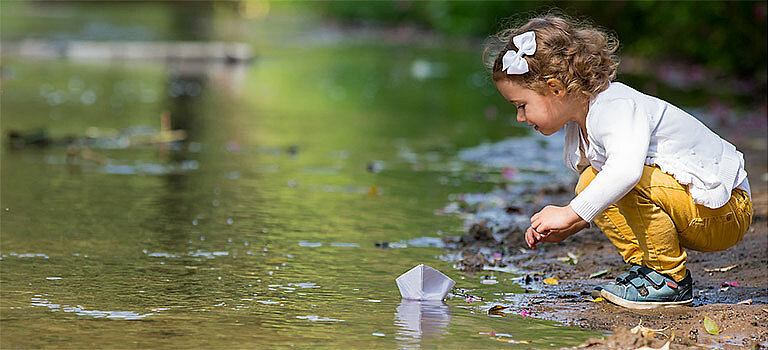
[546,78,566,97]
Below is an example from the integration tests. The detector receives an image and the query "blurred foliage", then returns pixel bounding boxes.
[310,1,767,79]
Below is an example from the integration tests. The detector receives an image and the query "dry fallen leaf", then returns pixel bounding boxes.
[631,320,669,339]
[589,268,611,278]
[487,305,508,316]
[703,264,739,272]
[737,299,753,305]
[543,277,559,285]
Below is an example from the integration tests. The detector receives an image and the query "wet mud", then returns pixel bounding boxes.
[442,132,768,349]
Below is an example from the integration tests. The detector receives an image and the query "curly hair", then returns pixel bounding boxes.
[483,14,620,99]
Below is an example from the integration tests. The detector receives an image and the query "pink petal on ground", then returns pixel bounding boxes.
[520,310,531,318]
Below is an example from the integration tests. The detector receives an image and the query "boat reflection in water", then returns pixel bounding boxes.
[394,300,452,348]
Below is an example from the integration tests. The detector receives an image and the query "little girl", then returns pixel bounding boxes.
[484,15,753,309]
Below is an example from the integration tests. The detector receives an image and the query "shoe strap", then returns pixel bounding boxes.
[616,265,643,284]
[635,267,669,290]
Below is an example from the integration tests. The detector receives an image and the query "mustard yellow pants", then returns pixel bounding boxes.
[576,166,753,282]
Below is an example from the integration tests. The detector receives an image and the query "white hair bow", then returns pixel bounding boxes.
[502,31,536,75]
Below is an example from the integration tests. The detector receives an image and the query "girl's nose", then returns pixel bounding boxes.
[516,110,526,123]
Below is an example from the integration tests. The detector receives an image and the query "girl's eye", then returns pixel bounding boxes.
[518,105,525,109]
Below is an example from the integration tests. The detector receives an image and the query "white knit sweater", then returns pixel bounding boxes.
[565,82,750,222]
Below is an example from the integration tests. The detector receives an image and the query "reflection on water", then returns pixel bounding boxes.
[394,300,452,348]
[0,2,605,348]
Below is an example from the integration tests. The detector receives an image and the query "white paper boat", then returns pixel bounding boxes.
[395,264,456,301]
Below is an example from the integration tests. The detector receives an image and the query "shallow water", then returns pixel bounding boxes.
[0,3,605,348]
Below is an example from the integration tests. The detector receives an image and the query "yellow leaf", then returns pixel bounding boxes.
[543,277,559,285]
[582,297,605,302]
[703,316,719,335]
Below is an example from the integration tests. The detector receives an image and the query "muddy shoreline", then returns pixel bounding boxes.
[509,190,767,349]
[442,132,768,348]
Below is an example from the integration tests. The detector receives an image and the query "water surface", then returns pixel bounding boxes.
[1,3,600,348]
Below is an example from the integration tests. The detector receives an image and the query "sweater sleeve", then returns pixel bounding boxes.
[569,99,651,222]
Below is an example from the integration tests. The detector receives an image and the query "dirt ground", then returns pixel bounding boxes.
[445,134,768,349]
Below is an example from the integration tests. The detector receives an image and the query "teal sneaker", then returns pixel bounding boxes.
[591,264,642,298]
[600,266,693,309]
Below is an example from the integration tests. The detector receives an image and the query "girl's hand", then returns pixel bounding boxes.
[525,205,588,249]
[531,205,583,234]
[525,220,589,249]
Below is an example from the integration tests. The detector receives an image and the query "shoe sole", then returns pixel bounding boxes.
[600,290,692,309]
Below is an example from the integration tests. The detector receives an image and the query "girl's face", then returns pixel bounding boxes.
[493,79,574,136]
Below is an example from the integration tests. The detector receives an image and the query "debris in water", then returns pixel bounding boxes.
[737,299,752,305]
[543,277,559,285]
[520,310,531,318]
[452,288,482,302]
[396,264,455,301]
[366,161,384,173]
[296,315,344,322]
[720,281,739,287]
